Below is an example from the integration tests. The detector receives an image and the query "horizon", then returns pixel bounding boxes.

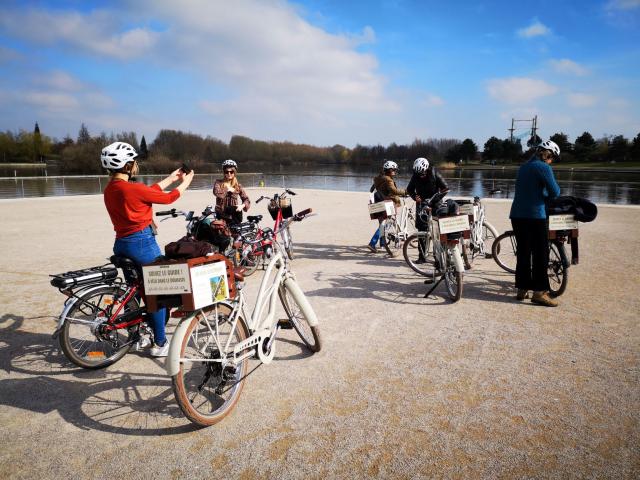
[0,0,639,148]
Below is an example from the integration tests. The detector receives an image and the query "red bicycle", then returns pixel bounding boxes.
[256,189,300,260]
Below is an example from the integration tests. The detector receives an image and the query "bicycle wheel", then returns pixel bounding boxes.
[492,231,517,274]
[382,217,401,256]
[278,279,321,352]
[171,304,249,427]
[442,248,463,302]
[282,226,294,260]
[235,236,261,277]
[548,242,568,297]
[480,221,498,259]
[402,232,434,276]
[59,285,139,369]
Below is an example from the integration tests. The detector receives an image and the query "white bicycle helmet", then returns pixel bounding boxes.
[100,142,138,170]
[383,160,398,171]
[222,159,237,170]
[413,157,430,174]
[538,140,560,158]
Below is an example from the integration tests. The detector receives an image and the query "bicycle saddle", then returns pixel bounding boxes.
[110,255,138,269]
[247,215,263,223]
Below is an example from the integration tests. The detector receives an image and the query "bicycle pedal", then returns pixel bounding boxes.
[277,319,294,330]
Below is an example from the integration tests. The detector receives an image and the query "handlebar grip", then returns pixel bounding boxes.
[286,189,297,196]
[156,209,176,216]
[294,208,312,220]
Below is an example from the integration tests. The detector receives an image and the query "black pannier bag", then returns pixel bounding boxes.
[435,199,460,218]
[548,196,598,223]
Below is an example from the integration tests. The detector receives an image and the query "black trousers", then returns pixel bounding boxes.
[511,218,550,292]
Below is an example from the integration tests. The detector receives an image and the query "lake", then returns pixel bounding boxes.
[1,164,639,205]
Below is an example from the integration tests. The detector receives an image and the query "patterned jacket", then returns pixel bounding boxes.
[212,180,251,219]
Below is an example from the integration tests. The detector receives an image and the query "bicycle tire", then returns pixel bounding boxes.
[492,231,517,274]
[278,279,321,352]
[235,237,262,276]
[548,241,568,297]
[282,226,294,260]
[481,221,498,259]
[462,241,472,270]
[382,217,401,256]
[403,232,434,276]
[171,305,249,427]
[442,248,463,302]
[59,285,139,369]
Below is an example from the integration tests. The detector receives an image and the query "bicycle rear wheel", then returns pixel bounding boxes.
[59,285,139,369]
[402,232,434,276]
[548,242,568,297]
[382,217,401,256]
[492,231,517,274]
[480,221,498,259]
[278,279,321,352]
[171,305,249,427]
[442,248,463,302]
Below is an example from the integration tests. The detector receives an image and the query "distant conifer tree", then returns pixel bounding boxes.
[139,135,148,158]
[77,123,91,144]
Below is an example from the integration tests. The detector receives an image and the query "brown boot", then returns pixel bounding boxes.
[531,291,558,307]
[516,289,530,301]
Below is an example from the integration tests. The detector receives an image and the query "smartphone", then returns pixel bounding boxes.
[180,163,192,174]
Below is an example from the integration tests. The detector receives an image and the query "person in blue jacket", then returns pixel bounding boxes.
[509,140,561,306]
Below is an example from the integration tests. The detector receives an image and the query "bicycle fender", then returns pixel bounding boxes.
[450,245,465,273]
[283,277,319,327]
[54,283,117,333]
[166,313,197,377]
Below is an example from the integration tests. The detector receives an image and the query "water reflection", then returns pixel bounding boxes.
[1,167,639,205]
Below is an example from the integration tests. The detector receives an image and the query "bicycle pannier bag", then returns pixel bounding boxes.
[165,236,215,259]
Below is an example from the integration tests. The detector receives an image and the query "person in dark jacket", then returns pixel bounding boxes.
[510,140,562,306]
[406,157,448,262]
[368,160,406,254]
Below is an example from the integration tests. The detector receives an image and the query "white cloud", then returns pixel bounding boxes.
[39,70,86,91]
[517,20,551,38]
[606,0,640,10]
[487,77,557,104]
[422,94,445,107]
[567,93,597,108]
[24,91,79,110]
[549,59,589,76]
[0,8,159,60]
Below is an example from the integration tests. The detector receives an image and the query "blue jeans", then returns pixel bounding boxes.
[113,226,167,346]
[369,222,385,247]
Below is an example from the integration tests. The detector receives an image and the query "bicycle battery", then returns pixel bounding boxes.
[50,265,118,289]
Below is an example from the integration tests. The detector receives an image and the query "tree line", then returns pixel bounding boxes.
[1,122,639,174]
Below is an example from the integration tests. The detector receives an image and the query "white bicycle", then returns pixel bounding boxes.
[380,197,416,256]
[454,196,498,269]
[166,212,321,427]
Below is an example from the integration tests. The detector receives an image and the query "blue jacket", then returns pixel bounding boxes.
[509,156,561,219]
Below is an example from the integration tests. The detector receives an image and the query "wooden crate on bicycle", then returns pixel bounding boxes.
[368,200,395,220]
[143,254,237,313]
[548,214,579,239]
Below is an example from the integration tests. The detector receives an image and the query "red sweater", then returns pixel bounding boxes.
[104,179,181,238]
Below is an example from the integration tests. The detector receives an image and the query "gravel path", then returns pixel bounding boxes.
[0,189,638,479]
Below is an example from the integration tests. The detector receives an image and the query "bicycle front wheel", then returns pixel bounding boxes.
[282,226,294,260]
[492,231,517,274]
[278,279,321,352]
[548,241,568,297]
[59,285,139,369]
[402,232,434,276]
[171,305,249,427]
[481,221,498,258]
[382,217,401,256]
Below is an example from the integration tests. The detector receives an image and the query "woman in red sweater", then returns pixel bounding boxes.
[102,141,193,357]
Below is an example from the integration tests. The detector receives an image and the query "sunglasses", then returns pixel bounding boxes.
[224,170,235,174]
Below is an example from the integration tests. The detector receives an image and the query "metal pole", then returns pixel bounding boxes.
[62,177,65,195]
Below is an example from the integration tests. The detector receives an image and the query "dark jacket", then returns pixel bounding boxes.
[406,168,448,202]
[372,173,406,206]
[548,196,598,223]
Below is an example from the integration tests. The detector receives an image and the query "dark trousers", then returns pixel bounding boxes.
[511,218,550,292]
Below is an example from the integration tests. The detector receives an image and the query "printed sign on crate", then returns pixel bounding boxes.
[438,215,470,234]
[189,261,229,309]
[142,263,191,296]
[368,201,395,219]
[549,214,578,231]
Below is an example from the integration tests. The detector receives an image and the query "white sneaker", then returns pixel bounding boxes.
[150,340,170,357]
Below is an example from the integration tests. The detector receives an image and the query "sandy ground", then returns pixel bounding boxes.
[0,188,638,479]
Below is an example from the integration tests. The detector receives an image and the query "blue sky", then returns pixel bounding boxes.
[0,0,638,148]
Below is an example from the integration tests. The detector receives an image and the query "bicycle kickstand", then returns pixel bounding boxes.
[424,274,445,298]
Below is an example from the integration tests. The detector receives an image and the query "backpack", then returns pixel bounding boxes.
[164,236,216,259]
